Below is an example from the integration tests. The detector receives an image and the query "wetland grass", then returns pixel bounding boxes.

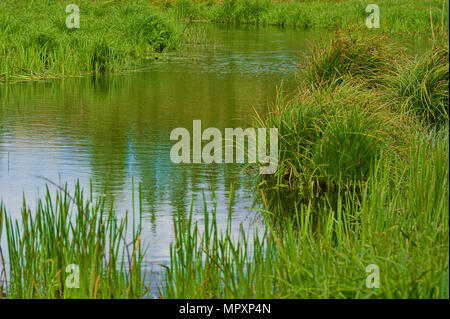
[162,128,449,298]
[386,41,449,127]
[254,80,410,201]
[255,32,448,206]
[1,0,448,82]
[0,0,448,300]
[300,31,403,89]
[0,182,147,299]
[1,128,448,299]
[151,0,448,32]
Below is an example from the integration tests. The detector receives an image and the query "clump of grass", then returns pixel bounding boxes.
[163,128,449,298]
[127,14,179,52]
[300,31,404,88]
[0,182,147,299]
[255,80,408,199]
[313,106,384,185]
[386,41,449,126]
[88,40,116,73]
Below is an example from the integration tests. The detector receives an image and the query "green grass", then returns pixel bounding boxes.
[1,0,448,81]
[0,0,181,81]
[301,31,404,89]
[162,127,449,298]
[255,80,411,200]
[0,181,147,299]
[386,41,449,126]
[152,0,449,32]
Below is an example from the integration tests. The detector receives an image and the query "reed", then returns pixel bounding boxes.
[0,182,147,299]
[1,128,447,299]
[254,80,411,203]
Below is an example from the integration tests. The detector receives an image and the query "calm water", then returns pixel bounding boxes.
[0,25,319,272]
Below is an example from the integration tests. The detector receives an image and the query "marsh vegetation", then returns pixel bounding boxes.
[0,0,448,299]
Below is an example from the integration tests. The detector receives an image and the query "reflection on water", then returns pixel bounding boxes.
[0,24,320,269]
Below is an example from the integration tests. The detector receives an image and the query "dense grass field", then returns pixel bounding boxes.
[153,0,449,32]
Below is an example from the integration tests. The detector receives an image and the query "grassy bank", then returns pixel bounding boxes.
[152,0,449,32]
[0,0,181,82]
